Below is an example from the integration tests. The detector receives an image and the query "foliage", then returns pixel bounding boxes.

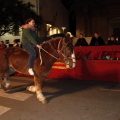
[0,0,42,36]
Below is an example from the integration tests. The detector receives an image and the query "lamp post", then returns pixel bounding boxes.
[61,27,66,34]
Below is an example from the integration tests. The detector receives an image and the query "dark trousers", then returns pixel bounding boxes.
[22,43,36,68]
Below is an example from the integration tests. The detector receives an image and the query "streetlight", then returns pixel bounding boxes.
[61,27,66,34]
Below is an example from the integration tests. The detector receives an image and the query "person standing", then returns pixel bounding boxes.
[0,41,7,49]
[90,32,105,46]
[22,18,42,75]
[75,33,88,46]
[107,35,119,45]
[13,40,19,47]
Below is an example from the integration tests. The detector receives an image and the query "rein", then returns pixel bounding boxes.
[39,47,58,65]
[39,38,67,65]
[57,39,66,59]
[57,38,75,60]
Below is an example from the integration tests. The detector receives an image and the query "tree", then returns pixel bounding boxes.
[0,0,42,36]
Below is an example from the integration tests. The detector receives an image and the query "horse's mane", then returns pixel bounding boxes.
[42,37,63,46]
[41,33,64,42]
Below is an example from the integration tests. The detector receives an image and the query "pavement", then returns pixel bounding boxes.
[0,76,120,120]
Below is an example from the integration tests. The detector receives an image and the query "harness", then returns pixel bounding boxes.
[39,38,68,65]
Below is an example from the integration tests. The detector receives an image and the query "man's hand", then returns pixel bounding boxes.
[36,45,42,49]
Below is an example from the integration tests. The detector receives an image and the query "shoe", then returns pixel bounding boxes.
[28,68,34,75]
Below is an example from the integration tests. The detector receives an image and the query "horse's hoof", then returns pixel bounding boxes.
[40,99,48,104]
[2,85,8,91]
[5,83,10,88]
[26,86,36,93]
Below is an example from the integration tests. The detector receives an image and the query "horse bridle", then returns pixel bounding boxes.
[39,38,73,65]
[57,38,69,60]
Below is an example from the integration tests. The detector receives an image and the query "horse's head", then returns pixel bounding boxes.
[41,37,76,68]
[57,37,76,68]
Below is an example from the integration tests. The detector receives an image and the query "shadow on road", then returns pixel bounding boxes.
[43,78,120,103]
[2,76,120,103]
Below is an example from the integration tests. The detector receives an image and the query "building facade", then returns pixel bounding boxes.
[1,0,120,44]
[76,0,120,41]
[1,0,69,44]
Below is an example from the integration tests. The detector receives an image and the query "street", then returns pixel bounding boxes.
[0,76,120,120]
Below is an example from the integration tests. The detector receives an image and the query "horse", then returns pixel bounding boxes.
[0,37,76,104]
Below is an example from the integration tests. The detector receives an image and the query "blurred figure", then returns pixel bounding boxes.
[65,32,71,40]
[90,32,105,46]
[13,40,19,47]
[75,33,88,46]
[107,35,119,45]
[0,41,7,49]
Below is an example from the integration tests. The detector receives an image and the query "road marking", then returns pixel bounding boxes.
[0,89,33,101]
[0,105,11,115]
[100,88,120,92]
[0,80,33,116]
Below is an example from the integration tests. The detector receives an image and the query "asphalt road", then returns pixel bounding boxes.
[0,76,120,120]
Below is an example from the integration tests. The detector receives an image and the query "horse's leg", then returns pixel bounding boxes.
[26,76,46,104]
[27,75,45,93]
[34,76,47,104]
[0,75,10,90]
[3,67,15,89]
[3,74,10,89]
[26,85,36,93]
[0,73,10,90]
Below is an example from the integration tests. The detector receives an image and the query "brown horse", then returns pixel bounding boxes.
[0,37,76,104]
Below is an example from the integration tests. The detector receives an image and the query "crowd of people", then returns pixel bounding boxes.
[0,41,7,49]
[0,39,20,49]
[1,32,119,49]
[0,23,120,68]
[75,32,119,46]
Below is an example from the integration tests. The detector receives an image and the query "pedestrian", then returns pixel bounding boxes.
[0,41,7,49]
